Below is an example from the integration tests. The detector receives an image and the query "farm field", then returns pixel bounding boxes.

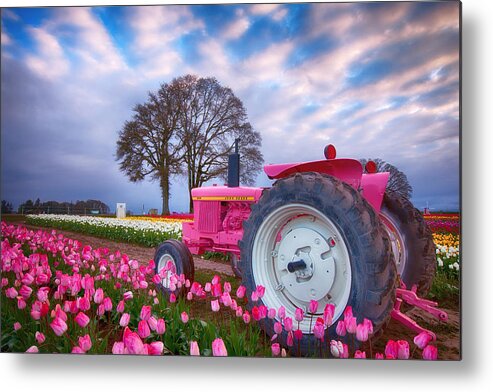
[0,213,460,358]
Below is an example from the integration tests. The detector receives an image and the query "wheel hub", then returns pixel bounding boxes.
[277,227,335,302]
[158,253,176,289]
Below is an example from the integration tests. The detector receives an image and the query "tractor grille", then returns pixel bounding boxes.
[197,201,221,233]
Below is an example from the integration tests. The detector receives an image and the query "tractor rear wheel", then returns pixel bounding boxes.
[380,191,436,297]
[154,239,194,297]
[239,172,396,356]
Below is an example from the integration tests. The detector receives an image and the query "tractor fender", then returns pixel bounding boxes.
[360,172,390,213]
[263,158,363,189]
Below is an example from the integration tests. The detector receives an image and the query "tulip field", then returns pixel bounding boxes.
[1,212,459,358]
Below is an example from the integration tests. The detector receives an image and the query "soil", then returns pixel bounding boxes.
[4,221,461,360]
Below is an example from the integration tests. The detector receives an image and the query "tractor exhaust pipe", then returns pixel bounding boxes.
[228,138,240,187]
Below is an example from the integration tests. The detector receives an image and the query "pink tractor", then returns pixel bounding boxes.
[154,142,439,354]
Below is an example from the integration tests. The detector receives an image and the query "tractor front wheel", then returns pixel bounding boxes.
[239,172,396,356]
[154,239,194,297]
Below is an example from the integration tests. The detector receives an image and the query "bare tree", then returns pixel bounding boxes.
[360,158,413,200]
[116,84,182,215]
[117,75,263,213]
[173,75,264,211]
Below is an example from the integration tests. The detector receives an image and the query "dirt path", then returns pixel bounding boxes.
[6,221,460,359]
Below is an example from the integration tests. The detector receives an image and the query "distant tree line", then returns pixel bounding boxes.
[1,200,14,214]
[16,198,110,215]
[116,74,264,214]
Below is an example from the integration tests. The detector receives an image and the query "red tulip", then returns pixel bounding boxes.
[212,338,228,356]
[252,306,261,321]
[75,312,90,328]
[294,329,303,341]
[422,345,438,360]
[413,332,433,350]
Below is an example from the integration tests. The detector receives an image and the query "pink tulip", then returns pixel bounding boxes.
[50,317,68,336]
[37,287,49,302]
[140,305,151,321]
[204,282,212,292]
[35,332,46,344]
[212,338,228,356]
[345,316,357,334]
[242,312,251,324]
[271,343,281,356]
[156,318,166,334]
[14,322,22,331]
[120,313,130,327]
[19,285,32,299]
[26,346,39,353]
[138,320,151,339]
[343,306,353,319]
[286,331,294,347]
[123,291,133,301]
[77,296,90,311]
[186,292,193,301]
[78,335,92,352]
[309,300,318,314]
[397,340,410,359]
[236,285,246,298]
[169,293,176,303]
[354,350,366,359]
[123,327,145,354]
[235,306,243,317]
[116,300,125,313]
[148,341,164,355]
[341,343,349,359]
[375,353,384,359]
[190,341,200,356]
[414,332,433,350]
[251,291,259,302]
[103,297,113,312]
[278,306,286,320]
[212,275,220,285]
[336,320,346,336]
[211,299,220,312]
[112,341,125,354]
[17,297,27,310]
[75,312,90,328]
[93,288,104,304]
[181,312,189,324]
[384,340,398,359]
[330,340,344,358]
[422,345,438,360]
[323,303,335,326]
[295,308,304,322]
[148,316,158,331]
[284,317,293,332]
[268,308,276,319]
[363,318,374,334]
[224,282,232,293]
[256,285,265,298]
[6,287,18,299]
[259,305,268,319]
[313,322,325,340]
[356,323,370,342]
[274,322,283,334]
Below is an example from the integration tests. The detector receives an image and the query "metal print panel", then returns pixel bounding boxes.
[0,1,461,360]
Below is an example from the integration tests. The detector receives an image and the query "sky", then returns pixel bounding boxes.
[0,1,460,214]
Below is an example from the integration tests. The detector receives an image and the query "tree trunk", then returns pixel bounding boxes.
[161,169,170,215]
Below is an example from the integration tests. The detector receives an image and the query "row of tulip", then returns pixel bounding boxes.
[25,214,182,247]
[424,214,460,234]
[1,222,439,359]
[433,232,460,279]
